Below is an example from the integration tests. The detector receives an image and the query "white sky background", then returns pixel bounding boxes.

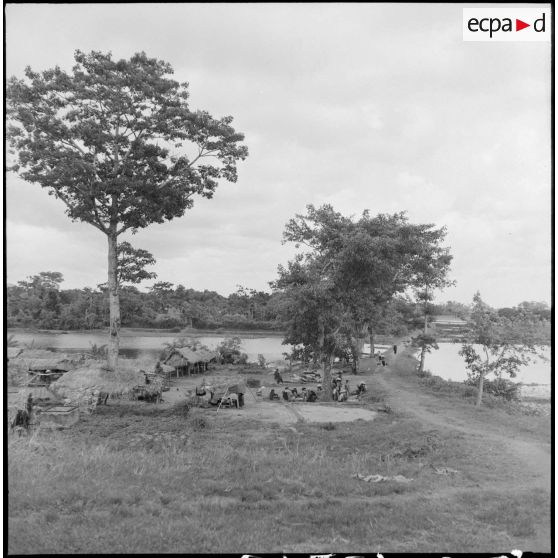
[5,3,552,307]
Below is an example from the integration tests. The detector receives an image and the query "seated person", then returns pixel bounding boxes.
[208,391,221,406]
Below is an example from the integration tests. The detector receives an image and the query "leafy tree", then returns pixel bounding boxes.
[216,336,247,364]
[458,292,542,407]
[412,246,453,374]
[274,255,346,399]
[280,205,452,374]
[117,242,157,285]
[411,332,439,375]
[7,50,248,370]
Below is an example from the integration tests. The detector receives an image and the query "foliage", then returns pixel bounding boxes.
[411,332,440,374]
[7,50,248,369]
[7,272,286,331]
[458,292,542,406]
[7,50,248,236]
[216,336,247,364]
[88,342,108,358]
[464,376,521,402]
[275,204,453,384]
[117,242,157,285]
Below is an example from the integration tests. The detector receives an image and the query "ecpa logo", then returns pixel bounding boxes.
[463,8,550,42]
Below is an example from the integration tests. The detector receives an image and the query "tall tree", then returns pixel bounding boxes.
[281,205,452,373]
[274,255,345,400]
[7,50,248,369]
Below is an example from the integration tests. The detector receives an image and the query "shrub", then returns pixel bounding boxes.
[417,368,432,378]
[464,377,521,402]
[320,422,336,431]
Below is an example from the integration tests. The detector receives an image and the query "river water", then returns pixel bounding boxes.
[10,331,551,390]
[422,343,551,384]
[9,331,290,362]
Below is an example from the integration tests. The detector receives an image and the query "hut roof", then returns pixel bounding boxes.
[165,347,215,364]
[196,348,219,362]
[28,358,76,372]
[181,347,204,362]
[51,363,145,395]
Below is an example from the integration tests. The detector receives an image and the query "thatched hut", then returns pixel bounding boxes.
[49,362,147,408]
[164,347,218,376]
[27,358,77,386]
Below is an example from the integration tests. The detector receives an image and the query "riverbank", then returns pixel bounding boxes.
[8,326,287,338]
[8,350,550,553]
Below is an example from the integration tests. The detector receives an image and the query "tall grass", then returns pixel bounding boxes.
[8,404,550,553]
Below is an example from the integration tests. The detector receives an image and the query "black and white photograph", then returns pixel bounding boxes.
[5,3,552,554]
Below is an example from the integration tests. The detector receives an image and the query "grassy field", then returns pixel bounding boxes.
[7,354,551,554]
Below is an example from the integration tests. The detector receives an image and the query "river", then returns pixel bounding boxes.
[9,331,551,394]
[422,343,551,398]
[9,331,291,362]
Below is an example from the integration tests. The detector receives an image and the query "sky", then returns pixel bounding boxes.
[4,3,552,308]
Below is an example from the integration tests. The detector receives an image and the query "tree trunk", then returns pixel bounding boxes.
[350,343,359,374]
[351,322,369,374]
[418,346,426,374]
[321,354,333,401]
[424,285,429,334]
[369,331,375,358]
[476,371,485,406]
[107,233,120,371]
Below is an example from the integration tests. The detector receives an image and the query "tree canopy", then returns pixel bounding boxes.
[7,50,248,369]
[458,292,546,406]
[275,204,453,392]
[7,50,248,235]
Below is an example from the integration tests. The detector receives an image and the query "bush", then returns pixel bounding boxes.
[465,377,521,402]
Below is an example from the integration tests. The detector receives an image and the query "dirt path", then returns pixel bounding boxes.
[373,352,551,550]
[375,359,551,487]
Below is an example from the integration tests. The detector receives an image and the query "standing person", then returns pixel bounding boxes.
[274,369,284,384]
[393,344,397,355]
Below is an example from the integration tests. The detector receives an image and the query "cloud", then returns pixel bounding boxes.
[4,3,551,306]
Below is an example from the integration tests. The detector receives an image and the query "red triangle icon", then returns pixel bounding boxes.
[516,19,530,31]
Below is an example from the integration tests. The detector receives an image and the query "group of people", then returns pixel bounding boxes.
[331,372,367,401]
[331,373,350,401]
[266,386,320,402]
[267,366,368,404]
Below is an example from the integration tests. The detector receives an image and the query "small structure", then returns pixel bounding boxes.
[27,358,76,386]
[38,406,79,429]
[164,347,218,377]
[25,358,75,386]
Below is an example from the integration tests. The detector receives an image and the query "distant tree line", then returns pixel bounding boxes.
[6,270,550,338]
[6,273,283,331]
